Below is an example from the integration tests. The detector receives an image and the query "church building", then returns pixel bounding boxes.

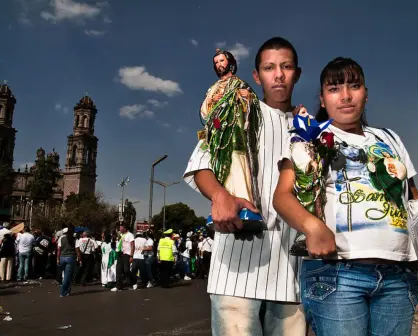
[0,82,99,224]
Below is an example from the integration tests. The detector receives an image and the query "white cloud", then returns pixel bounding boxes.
[55,102,70,114]
[147,99,168,109]
[118,66,183,97]
[41,0,102,23]
[84,29,105,37]
[119,104,155,120]
[190,39,199,47]
[214,42,251,61]
[18,13,32,25]
[176,126,187,133]
[103,15,112,23]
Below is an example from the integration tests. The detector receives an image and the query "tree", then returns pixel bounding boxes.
[123,199,136,232]
[57,192,118,233]
[26,148,60,205]
[152,202,206,232]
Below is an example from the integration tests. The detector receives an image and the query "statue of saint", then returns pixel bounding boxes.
[199,49,264,232]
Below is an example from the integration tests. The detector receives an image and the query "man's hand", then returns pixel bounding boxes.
[305,219,337,258]
[129,256,133,264]
[211,188,258,233]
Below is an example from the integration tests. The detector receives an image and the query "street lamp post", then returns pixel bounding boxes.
[154,180,180,231]
[118,176,130,224]
[148,155,168,225]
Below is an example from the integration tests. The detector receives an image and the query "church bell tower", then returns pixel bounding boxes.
[63,95,98,199]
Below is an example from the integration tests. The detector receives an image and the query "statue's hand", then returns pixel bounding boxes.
[238,89,250,100]
[212,93,223,103]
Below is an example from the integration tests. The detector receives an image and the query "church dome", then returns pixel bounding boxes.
[75,95,96,110]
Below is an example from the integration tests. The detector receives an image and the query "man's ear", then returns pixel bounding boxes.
[294,67,302,83]
[253,69,261,85]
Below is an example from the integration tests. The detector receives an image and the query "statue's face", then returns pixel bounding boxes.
[214,54,230,77]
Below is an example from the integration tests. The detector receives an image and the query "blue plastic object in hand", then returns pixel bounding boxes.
[207,208,266,233]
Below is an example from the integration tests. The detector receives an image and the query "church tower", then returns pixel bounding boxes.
[63,95,98,200]
[0,83,17,170]
[0,82,17,217]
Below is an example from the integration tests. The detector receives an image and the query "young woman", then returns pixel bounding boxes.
[274,57,418,336]
[57,224,76,297]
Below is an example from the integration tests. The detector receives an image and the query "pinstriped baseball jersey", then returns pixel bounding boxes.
[183,101,301,302]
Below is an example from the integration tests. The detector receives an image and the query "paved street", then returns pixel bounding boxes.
[0,280,211,336]
[2,280,418,336]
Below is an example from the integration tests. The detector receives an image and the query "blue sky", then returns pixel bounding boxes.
[1,0,417,218]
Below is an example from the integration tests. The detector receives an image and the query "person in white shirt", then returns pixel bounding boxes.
[143,231,155,288]
[111,223,134,292]
[180,232,193,281]
[16,225,35,281]
[183,37,306,336]
[131,231,147,290]
[275,57,418,336]
[199,233,213,279]
[75,230,98,286]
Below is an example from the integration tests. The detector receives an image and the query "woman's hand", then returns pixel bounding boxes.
[305,219,337,258]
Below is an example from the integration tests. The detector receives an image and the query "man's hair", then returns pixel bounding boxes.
[255,37,299,71]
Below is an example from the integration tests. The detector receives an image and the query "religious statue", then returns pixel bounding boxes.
[200,49,265,232]
[288,106,334,256]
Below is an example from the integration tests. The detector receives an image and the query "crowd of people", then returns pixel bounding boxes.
[0,221,213,296]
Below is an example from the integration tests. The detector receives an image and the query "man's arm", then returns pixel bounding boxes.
[194,170,258,233]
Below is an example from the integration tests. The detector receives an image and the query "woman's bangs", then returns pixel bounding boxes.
[323,63,364,86]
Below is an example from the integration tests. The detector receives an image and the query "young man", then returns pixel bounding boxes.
[111,223,134,292]
[183,37,306,335]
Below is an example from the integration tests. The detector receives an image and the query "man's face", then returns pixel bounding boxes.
[214,54,230,77]
[253,48,301,106]
[119,225,126,234]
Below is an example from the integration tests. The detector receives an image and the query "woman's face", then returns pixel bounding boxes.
[320,81,368,127]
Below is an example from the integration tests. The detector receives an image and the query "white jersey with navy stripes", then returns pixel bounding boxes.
[183,101,301,302]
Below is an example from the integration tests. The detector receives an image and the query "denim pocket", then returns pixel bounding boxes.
[303,261,338,302]
[403,269,418,309]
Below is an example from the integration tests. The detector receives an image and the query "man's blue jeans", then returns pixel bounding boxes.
[17,252,31,281]
[182,256,190,274]
[60,256,76,296]
[301,260,418,336]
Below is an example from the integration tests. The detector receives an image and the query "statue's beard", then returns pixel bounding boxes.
[216,66,230,77]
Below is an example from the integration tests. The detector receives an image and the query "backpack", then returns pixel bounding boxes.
[190,241,198,257]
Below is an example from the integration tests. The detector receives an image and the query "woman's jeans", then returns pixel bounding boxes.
[60,256,76,296]
[301,260,418,336]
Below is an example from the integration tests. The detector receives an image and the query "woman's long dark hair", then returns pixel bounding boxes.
[315,57,368,125]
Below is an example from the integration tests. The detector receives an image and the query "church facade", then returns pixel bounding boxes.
[0,83,99,224]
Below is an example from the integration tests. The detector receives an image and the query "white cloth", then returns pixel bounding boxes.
[17,232,35,254]
[100,242,116,284]
[181,239,193,258]
[201,237,213,253]
[117,232,135,255]
[320,125,416,261]
[133,237,147,259]
[183,101,300,302]
[76,237,98,255]
[0,228,11,242]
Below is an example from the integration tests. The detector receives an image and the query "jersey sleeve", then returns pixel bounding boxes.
[183,140,213,193]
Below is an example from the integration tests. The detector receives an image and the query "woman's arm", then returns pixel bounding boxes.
[273,159,337,258]
[409,178,418,200]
